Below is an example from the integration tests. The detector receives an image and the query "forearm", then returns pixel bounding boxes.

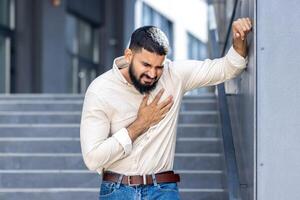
[127,119,149,142]
[233,38,248,58]
[84,120,144,169]
[82,136,125,170]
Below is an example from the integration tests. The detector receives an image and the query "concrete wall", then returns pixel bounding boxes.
[256,0,300,199]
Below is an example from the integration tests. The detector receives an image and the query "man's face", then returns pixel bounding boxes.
[128,48,165,94]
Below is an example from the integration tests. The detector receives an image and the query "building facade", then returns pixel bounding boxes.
[0,0,208,94]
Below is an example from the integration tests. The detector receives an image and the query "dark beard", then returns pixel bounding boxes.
[128,62,159,94]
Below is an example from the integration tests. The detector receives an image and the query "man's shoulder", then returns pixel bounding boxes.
[161,59,189,79]
[86,69,115,94]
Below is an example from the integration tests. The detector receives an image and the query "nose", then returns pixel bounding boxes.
[147,68,156,79]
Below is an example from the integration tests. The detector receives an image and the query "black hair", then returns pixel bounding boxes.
[129,26,169,55]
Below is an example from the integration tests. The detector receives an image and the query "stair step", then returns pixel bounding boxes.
[0,139,81,153]
[183,94,216,99]
[175,138,222,153]
[0,172,224,189]
[0,101,83,111]
[0,190,99,200]
[0,94,84,101]
[174,153,224,170]
[180,99,217,111]
[0,111,219,124]
[179,111,219,123]
[0,137,222,154]
[0,124,80,137]
[0,99,216,111]
[177,124,220,137]
[0,94,215,100]
[0,123,220,138]
[0,112,81,124]
[0,172,100,188]
[0,153,224,170]
[0,153,86,170]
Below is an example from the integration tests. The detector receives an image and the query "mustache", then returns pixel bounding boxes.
[141,74,157,81]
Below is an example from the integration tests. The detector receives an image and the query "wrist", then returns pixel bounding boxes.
[127,119,148,142]
[233,40,247,58]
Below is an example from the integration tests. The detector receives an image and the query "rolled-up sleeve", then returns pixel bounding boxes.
[171,45,248,93]
[80,91,132,171]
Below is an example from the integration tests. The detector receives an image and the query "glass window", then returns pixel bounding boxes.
[187,32,207,60]
[0,0,13,93]
[142,3,174,59]
[0,36,10,93]
[187,33,212,95]
[0,0,10,26]
[65,14,99,93]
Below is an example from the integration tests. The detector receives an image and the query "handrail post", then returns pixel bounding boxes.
[208,0,241,199]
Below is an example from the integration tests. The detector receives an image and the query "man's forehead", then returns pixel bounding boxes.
[135,49,166,66]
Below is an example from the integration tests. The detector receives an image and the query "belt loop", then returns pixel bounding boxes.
[151,173,158,186]
[116,174,124,189]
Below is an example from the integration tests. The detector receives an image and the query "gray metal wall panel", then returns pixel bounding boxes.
[40,0,68,93]
[15,0,35,93]
[123,0,135,49]
[257,0,300,199]
[66,0,103,26]
[225,0,256,200]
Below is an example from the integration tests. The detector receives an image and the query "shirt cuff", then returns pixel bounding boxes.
[112,128,132,156]
[226,45,248,69]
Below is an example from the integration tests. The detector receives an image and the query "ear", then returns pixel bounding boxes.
[124,48,133,64]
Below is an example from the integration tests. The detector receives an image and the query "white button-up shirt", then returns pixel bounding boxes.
[80,46,247,175]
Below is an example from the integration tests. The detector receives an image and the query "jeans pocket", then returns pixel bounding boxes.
[99,181,116,197]
[158,182,179,192]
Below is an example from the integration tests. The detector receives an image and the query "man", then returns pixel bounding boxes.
[80,18,252,200]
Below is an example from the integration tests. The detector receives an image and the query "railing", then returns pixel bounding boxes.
[208,0,242,199]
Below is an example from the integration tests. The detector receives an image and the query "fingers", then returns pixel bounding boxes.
[140,94,149,107]
[157,95,173,109]
[234,21,245,40]
[151,88,165,105]
[233,17,252,40]
[159,100,174,117]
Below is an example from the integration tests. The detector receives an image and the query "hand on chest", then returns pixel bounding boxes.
[109,85,173,132]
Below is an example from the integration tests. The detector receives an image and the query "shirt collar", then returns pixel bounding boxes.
[112,56,130,85]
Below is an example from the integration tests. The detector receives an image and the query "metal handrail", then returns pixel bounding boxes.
[208,0,242,199]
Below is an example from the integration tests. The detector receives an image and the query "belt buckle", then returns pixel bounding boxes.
[127,175,147,186]
[127,176,139,186]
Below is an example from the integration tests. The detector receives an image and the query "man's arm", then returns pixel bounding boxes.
[170,17,252,93]
[80,91,132,171]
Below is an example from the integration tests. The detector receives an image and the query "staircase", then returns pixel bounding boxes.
[0,93,228,200]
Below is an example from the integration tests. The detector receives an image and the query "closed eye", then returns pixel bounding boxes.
[142,62,151,67]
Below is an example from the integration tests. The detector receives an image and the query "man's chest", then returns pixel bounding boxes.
[105,81,179,134]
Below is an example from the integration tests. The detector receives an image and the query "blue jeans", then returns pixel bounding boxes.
[99,181,180,200]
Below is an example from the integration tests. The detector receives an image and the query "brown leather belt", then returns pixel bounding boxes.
[102,171,180,186]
